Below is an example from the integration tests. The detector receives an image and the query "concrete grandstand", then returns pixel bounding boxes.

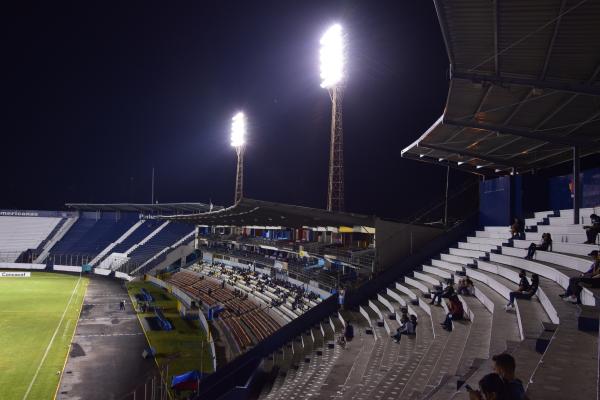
[2,1,600,400]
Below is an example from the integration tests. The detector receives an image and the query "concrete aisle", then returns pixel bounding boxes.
[57,277,156,400]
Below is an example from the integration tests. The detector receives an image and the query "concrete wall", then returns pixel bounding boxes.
[375,219,444,273]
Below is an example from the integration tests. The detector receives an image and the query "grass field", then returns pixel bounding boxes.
[0,271,88,400]
[127,281,214,378]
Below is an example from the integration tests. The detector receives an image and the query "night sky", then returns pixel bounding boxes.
[1,1,471,219]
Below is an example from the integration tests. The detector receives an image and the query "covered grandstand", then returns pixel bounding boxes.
[2,2,600,400]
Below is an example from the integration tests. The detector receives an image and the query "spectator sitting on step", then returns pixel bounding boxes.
[457,277,474,296]
[344,321,354,342]
[392,314,417,343]
[584,214,600,244]
[524,233,552,260]
[430,280,455,305]
[492,353,528,400]
[505,274,539,310]
[517,269,530,291]
[510,218,524,240]
[441,294,464,331]
[560,250,600,304]
[467,373,508,400]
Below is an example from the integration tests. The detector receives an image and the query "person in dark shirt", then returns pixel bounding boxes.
[441,295,464,331]
[430,281,455,305]
[344,321,354,342]
[525,233,552,259]
[506,274,538,311]
[468,373,508,400]
[510,218,524,240]
[560,250,600,303]
[492,353,529,400]
[584,214,600,244]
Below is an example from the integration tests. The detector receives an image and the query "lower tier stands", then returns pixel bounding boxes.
[258,206,600,400]
[166,269,282,354]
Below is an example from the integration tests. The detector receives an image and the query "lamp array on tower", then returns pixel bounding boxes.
[227,23,347,211]
[231,111,246,204]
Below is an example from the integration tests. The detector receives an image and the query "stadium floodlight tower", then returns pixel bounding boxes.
[230,111,246,204]
[320,23,345,212]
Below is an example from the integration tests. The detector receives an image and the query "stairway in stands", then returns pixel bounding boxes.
[257,206,600,400]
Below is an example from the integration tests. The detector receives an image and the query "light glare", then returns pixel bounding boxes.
[319,24,344,88]
[230,112,246,148]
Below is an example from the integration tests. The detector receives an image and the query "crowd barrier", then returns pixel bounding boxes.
[0,262,46,270]
[93,268,111,276]
[0,262,133,281]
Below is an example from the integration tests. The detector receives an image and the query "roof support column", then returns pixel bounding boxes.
[573,146,581,225]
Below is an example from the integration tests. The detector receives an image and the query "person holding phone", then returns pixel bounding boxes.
[466,373,507,400]
[492,353,529,400]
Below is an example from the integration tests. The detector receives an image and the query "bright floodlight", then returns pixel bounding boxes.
[230,112,246,148]
[319,24,344,88]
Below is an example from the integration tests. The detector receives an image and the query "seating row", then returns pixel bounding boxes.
[258,206,599,400]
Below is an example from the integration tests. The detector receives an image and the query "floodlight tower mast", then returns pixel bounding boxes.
[320,24,345,212]
[231,112,246,204]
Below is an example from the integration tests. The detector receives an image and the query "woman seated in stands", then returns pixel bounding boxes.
[457,277,474,296]
[584,213,600,244]
[430,280,455,305]
[392,314,417,343]
[441,295,464,331]
[560,250,600,304]
[510,218,524,240]
[524,233,552,260]
[505,274,539,310]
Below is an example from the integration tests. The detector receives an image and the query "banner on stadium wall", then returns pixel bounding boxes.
[0,271,31,278]
[0,209,76,218]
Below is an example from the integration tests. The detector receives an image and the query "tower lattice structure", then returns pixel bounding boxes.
[327,86,345,212]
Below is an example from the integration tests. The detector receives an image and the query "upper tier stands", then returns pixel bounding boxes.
[0,216,63,261]
[30,212,196,269]
[110,220,162,254]
[49,213,138,261]
[258,206,600,400]
[126,222,194,266]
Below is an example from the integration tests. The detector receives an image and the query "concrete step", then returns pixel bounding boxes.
[431,258,465,273]
[449,247,487,259]
[466,236,508,246]
[441,253,475,266]
[458,241,498,252]
[423,265,453,280]
[474,231,512,239]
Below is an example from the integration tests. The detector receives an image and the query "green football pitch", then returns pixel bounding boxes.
[0,271,88,400]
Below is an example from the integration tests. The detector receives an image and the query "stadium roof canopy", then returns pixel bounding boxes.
[402,0,600,176]
[151,198,376,228]
[66,202,220,214]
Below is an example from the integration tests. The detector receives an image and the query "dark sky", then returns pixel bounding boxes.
[0,1,470,219]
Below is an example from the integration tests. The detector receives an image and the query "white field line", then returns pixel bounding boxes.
[22,275,82,400]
